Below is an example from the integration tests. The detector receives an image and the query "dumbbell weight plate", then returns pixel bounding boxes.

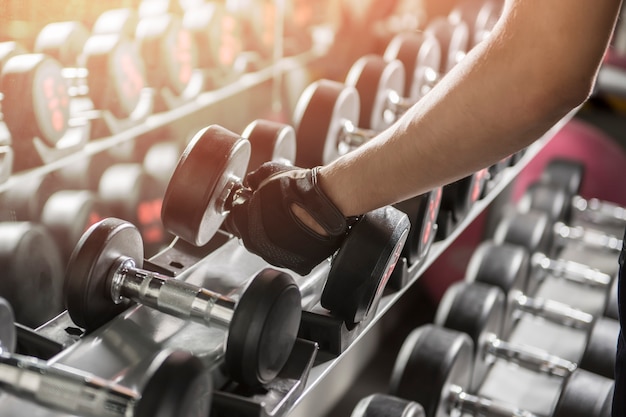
[435,281,504,391]
[517,182,572,223]
[465,241,530,335]
[493,210,554,255]
[345,54,404,131]
[136,350,213,417]
[243,119,296,173]
[604,275,619,320]
[40,190,108,263]
[92,8,139,38]
[84,34,147,119]
[162,125,251,246]
[0,41,27,74]
[34,21,89,67]
[0,173,61,222]
[294,79,360,168]
[0,297,16,353]
[64,218,142,331]
[2,54,70,146]
[424,17,469,74]
[389,324,473,417]
[552,369,614,417]
[351,393,425,417]
[226,268,302,386]
[384,32,442,101]
[0,222,65,327]
[541,158,585,196]
[578,317,619,379]
[321,206,409,325]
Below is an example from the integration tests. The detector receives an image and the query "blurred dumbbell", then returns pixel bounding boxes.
[449,0,504,47]
[465,241,618,378]
[389,324,614,417]
[383,31,442,104]
[98,162,170,257]
[351,393,425,417]
[0,297,212,417]
[136,12,203,110]
[424,17,470,74]
[1,53,89,170]
[34,21,90,68]
[65,217,301,387]
[436,280,615,391]
[92,8,139,38]
[0,222,64,327]
[162,124,410,325]
[523,158,626,228]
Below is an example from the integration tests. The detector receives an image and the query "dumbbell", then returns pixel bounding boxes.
[449,0,504,47]
[524,158,626,228]
[161,124,410,325]
[0,222,64,327]
[242,119,297,173]
[36,22,153,128]
[383,31,442,106]
[464,241,618,378]
[493,211,619,305]
[351,393,425,417]
[65,216,301,387]
[423,16,470,74]
[1,53,89,170]
[0,297,212,417]
[389,324,614,417]
[436,280,614,391]
[92,8,139,38]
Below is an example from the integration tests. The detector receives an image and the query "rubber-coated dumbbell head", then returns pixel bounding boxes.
[351,393,425,417]
[92,8,139,38]
[321,206,410,325]
[389,324,473,417]
[34,21,89,66]
[435,281,504,391]
[243,119,296,173]
[1,54,70,146]
[0,172,61,222]
[0,41,27,74]
[83,33,147,119]
[226,267,302,386]
[465,241,529,334]
[64,217,142,330]
[493,209,554,255]
[345,54,405,131]
[294,79,360,167]
[424,17,469,74]
[384,32,442,101]
[136,349,213,417]
[541,158,585,197]
[552,368,614,417]
[578,317,619,379]
[604,275,619,320]
[0,222,64,327]
[517,181,572,223]
[162,125,251,246]
[0,297,16,354]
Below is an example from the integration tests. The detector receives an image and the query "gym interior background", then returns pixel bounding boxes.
[0,1,625,416]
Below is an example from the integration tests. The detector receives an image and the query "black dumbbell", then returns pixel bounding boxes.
[465,241,618,378]
[436,280,614,390]
[351,393,425,417]
[161,124,410,325]
[0,222,64,327]
[64,217,302,387]
[1,53,89,170]
[0,297,212,417]
[242,119,297,173]
[389,324,614,417]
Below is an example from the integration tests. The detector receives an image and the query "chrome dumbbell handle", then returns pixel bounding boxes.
[0,351,136,417]
[447,385,539,417]
[485,336,577,378]
[340,119,377,149]
[61,67,90,97]
[572,195,626,225]
[554,222,623,252]
[111,257,235,328]
[531,253,612,288]
[514,294,593,330]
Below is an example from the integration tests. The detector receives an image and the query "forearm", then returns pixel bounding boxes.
[319,0,622,217]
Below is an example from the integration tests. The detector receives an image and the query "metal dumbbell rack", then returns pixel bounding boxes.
[0,5,589,417]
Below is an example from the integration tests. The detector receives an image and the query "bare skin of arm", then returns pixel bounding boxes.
[293,0,622,234]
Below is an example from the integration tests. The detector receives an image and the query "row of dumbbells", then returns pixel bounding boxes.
[0,0,510,331]
[349,157,624,417]
[0,0,318,176]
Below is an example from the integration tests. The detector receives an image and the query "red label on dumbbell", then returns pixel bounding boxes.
[85,211,106,234]
[137,198,164,244]
[471,168,488,203]
[423,187,442,246]
[119,49,144,107]
[36,60,70,144]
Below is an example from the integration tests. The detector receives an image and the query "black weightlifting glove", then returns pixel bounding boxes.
[226,162,351,276]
